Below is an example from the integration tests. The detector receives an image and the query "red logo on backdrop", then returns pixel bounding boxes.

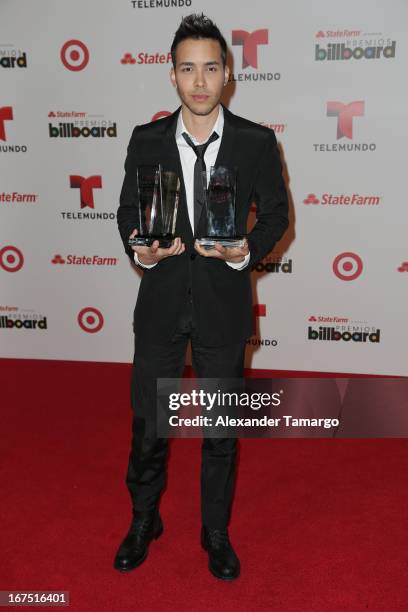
[0,106,13,141]
[333,252,363,281]
[0,245,24,272]
[52,255,65,264]
[327,101,364,139]
[303,193,320,204]
[231,29,268,68]
[121,53,136,65]
[398,261,408,272]
[316,31,326,38]
[151,111,171,121]
[60,40,90,71]
[253,303,266,334]
[70,175,102,209]
[77,307,104,333]
[308,315,317,321]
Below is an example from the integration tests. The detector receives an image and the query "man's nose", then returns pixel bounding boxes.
[194,69,206,88]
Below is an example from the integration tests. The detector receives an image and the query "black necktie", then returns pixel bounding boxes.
[182,131,219,232]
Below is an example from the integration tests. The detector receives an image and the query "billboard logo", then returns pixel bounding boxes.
[0,245,24,272]
[333,252,363,281]
[316,41,396,61]
[327,101,364,139]
[70,175,102,209]
[232,29,268,69]
[77,307,104,333]
[0,106,13,141]
[60,40,89,71]
[398,261,408,272]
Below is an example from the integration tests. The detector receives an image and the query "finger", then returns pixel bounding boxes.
[150,240,160,253]
[129,228,138,238]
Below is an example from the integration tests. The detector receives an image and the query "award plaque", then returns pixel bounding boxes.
[128,164,180,248]
[196,166,245,249]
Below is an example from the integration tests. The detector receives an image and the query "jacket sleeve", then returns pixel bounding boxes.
[247,130,289,267]
[117,126,141,262]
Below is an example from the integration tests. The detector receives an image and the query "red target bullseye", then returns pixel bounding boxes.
[333,252,363,281]
[77,307,104,333]
[60,40,89,71]
[0,245,24,272]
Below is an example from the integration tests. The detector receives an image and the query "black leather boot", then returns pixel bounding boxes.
[113,509,163,572]
[201,526,240,580]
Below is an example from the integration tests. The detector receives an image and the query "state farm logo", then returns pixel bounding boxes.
[0,44,28,68]
[60,40,89,71]
[48,110,117,139]
[77,307,104,333]
[258,121,286,134]
[152,110,171,121]
[303,192,381,206]
[252,254,293,274]
[130,0,192,8]
[0,106,27,153]
[61,175,116,221]
[0,192,38,204]
[397,261,408,272]
[0,245,24,272]
[307,314,381,344]
[230,29,280,83]
[315,28,396,61]
[313,101,376,153]
[120,51,171,65]
[52,253,118,266]
[333,252,363,281]
[247,304,278,348]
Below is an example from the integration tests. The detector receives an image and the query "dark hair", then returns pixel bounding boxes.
[171,13,227,68]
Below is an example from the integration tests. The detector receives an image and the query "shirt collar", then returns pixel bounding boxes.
[176,104,224,145]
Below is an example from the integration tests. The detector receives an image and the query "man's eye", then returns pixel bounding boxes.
[181,67,191,72]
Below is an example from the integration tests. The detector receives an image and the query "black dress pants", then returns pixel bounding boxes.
[125,296,246,529]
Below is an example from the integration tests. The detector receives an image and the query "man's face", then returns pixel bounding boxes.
[170,37,229,116]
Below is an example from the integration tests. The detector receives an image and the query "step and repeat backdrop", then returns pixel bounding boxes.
[1,0,407,375]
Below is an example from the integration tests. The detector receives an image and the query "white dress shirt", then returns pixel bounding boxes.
[134,105,250,270]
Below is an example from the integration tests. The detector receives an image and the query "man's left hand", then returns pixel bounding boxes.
[194,239,249,264]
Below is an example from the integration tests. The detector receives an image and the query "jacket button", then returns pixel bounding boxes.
[190,253,196,260]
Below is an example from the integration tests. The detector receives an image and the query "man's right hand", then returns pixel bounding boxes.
[129,229,185,265]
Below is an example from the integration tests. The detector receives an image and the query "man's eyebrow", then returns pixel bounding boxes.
[178,61,221,66]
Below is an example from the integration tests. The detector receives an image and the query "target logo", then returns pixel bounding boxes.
[60,40,90,71]
[0,245,24,272]
[77,307,104,333]
[333,252,363,281]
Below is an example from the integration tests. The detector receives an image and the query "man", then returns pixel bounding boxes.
[115,13,289,580]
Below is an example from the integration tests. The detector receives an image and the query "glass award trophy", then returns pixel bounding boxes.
[128,164,180,248]
[196,166,245,249]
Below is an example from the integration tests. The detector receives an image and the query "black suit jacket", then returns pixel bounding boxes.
[117,104,289,346]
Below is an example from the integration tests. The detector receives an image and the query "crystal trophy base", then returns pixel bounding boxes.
[196,236,246,250]
[128,234,174,248]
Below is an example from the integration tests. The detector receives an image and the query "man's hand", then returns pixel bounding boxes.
[130,229,185,265]
[194,239,249,264]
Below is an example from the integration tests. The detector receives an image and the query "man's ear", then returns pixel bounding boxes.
[170,67,177,88]
[223,65,230,85]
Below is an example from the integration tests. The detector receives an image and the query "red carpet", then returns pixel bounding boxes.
[1,359,408,611]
